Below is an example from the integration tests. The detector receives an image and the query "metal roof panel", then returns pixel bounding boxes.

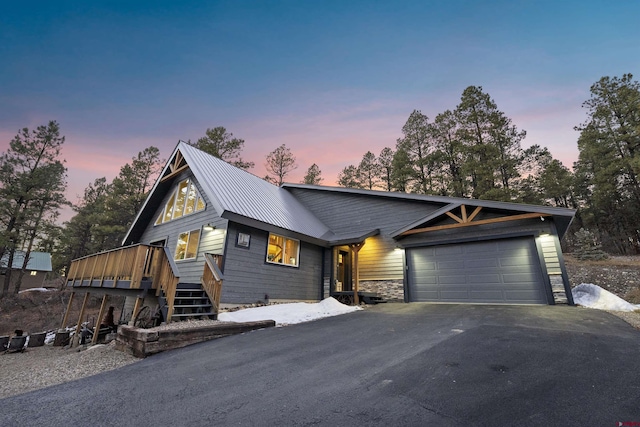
[178,143,333,240]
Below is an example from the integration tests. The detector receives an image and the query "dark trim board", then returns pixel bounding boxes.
[406,236,549,304]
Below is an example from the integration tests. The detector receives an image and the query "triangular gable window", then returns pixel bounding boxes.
[155,178,205,225]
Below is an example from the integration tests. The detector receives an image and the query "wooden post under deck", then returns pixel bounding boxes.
[129,297,144,326]
[91,295,110,345]
[72,292,91,347]
[60,291,75,329]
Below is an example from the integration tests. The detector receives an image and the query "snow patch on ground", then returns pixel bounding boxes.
[218,297,361,326]
[572,283,640,312]
[18,287,52,293]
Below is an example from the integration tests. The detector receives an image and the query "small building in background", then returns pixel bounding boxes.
[0,251,53,291]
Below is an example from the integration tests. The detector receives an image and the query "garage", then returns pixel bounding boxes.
[406,237,548,304]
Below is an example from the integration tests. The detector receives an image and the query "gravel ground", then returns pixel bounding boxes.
[0,340,139,399]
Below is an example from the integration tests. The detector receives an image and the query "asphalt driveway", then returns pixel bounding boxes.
[2,303,639,426]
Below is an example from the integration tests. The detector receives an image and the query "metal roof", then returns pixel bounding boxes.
[283,184,576,238]
[123,143,575,245]
[0,251,52,271]
[163,142,333,240]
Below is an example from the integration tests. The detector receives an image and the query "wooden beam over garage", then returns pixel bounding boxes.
[401,212,552,236]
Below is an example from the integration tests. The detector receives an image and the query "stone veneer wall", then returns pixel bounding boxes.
[358,280,404,302]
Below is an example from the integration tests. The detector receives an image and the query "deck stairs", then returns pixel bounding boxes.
[159,283,217,321]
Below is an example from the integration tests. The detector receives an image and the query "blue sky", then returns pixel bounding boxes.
[1,0,639,208]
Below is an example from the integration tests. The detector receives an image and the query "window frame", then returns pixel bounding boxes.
[155,178,205,225]
[174,229,201,261]
[266,233,300,268]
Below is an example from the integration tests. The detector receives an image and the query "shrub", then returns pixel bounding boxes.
[573,228,609,261]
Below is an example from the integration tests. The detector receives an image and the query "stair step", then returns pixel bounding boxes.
[174,296,208,300]
[171,312,216,318]
[174,304,212,309]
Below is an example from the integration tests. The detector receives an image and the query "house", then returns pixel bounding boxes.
[65,141,576,327]
[1,251,53,291]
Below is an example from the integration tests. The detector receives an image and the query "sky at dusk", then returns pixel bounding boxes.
[1,1,639,216]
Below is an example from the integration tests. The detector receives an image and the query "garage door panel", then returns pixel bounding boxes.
[502,272,539,282]
[407,237,547,304]
[499,257,536,267]
[465,259,499,269]
[437,261,461,270]
[468,290,505,301]
[467,273,501,284]
[434,245,464,256]
[435,274,466,284]
[464,242,498,253]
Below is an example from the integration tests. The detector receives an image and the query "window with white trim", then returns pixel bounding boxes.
[155,178,205,225]
[175,229,201,261]
[266,233,300,267]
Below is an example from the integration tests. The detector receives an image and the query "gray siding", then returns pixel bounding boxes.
[222,224,323,304]
[138,172,228,284]
[287,188,442,280]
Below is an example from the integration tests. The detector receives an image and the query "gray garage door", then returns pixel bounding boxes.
[407,237,547,304]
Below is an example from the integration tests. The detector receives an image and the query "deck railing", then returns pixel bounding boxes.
[157,247,180,322]
[202,254,224,318]
[66,244,180,297]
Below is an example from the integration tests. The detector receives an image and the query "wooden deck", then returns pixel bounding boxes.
[65,245,222,323]
[66,244,178,291]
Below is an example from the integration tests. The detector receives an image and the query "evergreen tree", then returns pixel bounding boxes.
[390,147,413,192]
[337,165,362,189]
[431,110,466,197]
[302,164,323,185]
[455,86,525,201]
[357,151,381,190]
[190,127,254,170]
[574,74,640,253]
[377,147,394,191]
[397,110,435,194]
[0,121,67,296]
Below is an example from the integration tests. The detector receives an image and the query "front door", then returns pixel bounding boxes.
[337,250,352,292]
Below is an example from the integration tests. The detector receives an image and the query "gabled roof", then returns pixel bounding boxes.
[282,184,576,238]
[124,143,575,246]
[0,251,52,271]
[123,142,333,244]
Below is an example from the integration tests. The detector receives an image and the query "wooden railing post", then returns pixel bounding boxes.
[202,254,224,318]
[130,245,146,288]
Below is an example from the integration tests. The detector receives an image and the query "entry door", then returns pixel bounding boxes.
[337,250,352,292]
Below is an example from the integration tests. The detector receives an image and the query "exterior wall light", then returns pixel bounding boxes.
[204,223,216,231]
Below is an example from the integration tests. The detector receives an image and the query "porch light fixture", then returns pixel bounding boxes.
[204,223,216,231]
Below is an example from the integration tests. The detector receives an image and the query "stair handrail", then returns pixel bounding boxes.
[155,246,180,322]
[202,253,224,319]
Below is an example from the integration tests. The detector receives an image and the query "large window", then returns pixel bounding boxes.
[156,178,206,225]
[175,229,201,261]
[267,233,300,267]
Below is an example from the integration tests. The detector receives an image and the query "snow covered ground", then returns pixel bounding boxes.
[572,283,640,312]
[218,297,361,326]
